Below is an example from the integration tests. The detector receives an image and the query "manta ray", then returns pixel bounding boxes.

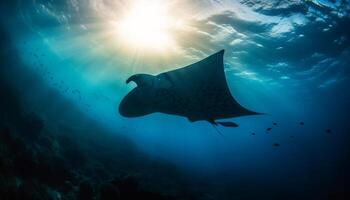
[119,50,260,127]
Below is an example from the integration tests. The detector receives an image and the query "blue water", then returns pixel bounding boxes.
[1,0,349,199]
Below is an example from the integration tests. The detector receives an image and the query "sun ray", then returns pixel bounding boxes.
[115,0,177,52]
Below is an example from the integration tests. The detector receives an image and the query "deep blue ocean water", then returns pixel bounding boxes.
[1,0,349,199]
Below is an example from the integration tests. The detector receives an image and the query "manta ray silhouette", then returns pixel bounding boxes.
[119,50,260,127]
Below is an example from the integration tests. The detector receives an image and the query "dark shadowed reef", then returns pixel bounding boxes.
[1,0,350,200]
[1,21,349,199]
[0,24,199,200]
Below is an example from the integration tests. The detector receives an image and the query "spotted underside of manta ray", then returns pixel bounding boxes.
[119,50,260,127]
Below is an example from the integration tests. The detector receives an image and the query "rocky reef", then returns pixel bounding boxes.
[0,29,197,199]
[0,83,176,200]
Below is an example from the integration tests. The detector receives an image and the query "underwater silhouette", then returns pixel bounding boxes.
[119,50,259,127]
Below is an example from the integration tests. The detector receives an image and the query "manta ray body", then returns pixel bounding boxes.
[119,50,259,127]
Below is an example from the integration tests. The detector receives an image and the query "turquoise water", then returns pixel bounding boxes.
[1,0,349,199]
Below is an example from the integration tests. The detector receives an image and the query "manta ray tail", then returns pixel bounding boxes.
[211,124,225,137]
[217,121,239,127]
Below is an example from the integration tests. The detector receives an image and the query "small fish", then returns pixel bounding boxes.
[326,129,332,134]
[299,122,304,125]
[266,127,272,132]
[273,122,277,126]
[251,132,256,135]
[273,143,280,147]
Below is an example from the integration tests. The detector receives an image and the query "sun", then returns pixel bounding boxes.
[116,1,176,51]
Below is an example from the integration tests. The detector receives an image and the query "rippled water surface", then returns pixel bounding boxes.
[1,0,349,199]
